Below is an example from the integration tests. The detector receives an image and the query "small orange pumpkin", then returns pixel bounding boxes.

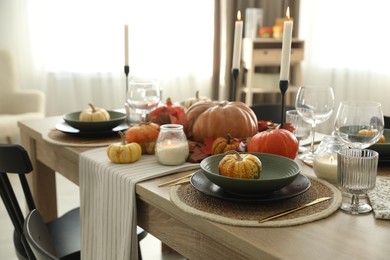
[107,131,142,163]
[247,128,298,159]
[211,134,241,155]
[125,122,160,154]
[218,151,262,179]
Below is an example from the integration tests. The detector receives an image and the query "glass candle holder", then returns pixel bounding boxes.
[313,135,348,184]
[155,124,189,166]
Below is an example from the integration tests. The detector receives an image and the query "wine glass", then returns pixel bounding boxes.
[334,100,384,149]
[126,76,160,123]
[295,86,335,164]
[286,110,311,153]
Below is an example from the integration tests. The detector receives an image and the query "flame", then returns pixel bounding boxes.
[286,6,290,19]
[237,10,241,21]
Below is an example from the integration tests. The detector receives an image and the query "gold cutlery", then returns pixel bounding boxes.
[158,173,194,187]
[258,197,332,223]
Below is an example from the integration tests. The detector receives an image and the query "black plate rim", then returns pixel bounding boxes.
[190,170,311,202]
[55,121,128,137]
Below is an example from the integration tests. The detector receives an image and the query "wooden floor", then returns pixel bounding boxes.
[0,173,185,260]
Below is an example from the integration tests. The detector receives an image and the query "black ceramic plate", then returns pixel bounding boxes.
[63,110,126,132]
[55,122,128,137]
[190,170,311,202]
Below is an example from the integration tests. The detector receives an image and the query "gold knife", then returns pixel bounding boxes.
[258,197,332,223]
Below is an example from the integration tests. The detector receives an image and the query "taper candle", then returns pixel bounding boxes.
[280,7,293,81]
[124,24,129,65]
[232,11,243,70]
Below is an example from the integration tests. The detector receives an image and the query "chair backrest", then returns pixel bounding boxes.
[24,209,59,260]
[250,104,295,123]
[0,144,38,259]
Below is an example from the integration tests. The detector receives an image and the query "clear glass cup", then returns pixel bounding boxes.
[295,86,335,164]
[337,148,378,214]
[155,124,189,166]
[286,110,311,154]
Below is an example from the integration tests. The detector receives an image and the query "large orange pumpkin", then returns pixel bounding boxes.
[247,129,298,159]
[185,101,258,143]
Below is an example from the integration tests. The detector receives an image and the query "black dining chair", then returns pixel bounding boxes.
[250,104,295,123]
[0,144,147,260]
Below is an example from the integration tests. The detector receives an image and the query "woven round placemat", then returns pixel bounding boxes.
[170,176,342,227]
[43,129,120,147]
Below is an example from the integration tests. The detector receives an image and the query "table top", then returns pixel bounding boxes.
[18,116,390,259]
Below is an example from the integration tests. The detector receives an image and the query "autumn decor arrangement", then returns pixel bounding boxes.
[107,131,142,163]
[148,97,187,126]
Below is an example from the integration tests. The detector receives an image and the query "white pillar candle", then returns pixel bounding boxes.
[124,24,129,65]
[155,140,189,166]
[279,7,293,81]
[232,11,243,70]
[313,155,338,184]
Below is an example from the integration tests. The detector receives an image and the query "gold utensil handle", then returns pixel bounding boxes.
[158,173,194,187]
[258,197,332,223]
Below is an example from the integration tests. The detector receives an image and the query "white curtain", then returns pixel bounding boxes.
[1,0,214,116]
[299,0,390,133]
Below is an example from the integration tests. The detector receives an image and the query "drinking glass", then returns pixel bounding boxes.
[126,76,160,123]
[295,86,335,163]
[334,101,384,149]
[286,110,311,153]
[337,148,378,214]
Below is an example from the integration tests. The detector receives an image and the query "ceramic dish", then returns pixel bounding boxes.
[200,152,300,195]
[370,129,390,158]
[55,122,128,137]
[63,110,126,132]
[190,170,311,202]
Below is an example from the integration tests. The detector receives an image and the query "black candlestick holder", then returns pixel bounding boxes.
[230,68,239,102]
[124,65,130,124]
[279,80,289,126]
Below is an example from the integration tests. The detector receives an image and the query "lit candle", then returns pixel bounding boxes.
[232,11,243,70]
[279,7,293,81]
[124,24,129,65]
[155,139,189,166]
[313,155,338,184]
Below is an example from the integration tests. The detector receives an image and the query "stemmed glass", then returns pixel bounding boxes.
[334,101,384,149]
[286,110,311,153]
[295,86,335,164]
[126,76,160,123]
[334,101,384,214]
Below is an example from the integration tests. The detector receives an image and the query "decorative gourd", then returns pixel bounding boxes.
[184,90,211,108]
[185,101,258,143]
[211,134,241,155]
[148,97,187,126]
[247,128,298,159]
[79,103,110,122]
[218,151,262,179]
[107,131,142,163]
[125,122,160,154]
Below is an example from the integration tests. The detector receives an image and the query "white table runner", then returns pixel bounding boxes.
[79,147,200,260]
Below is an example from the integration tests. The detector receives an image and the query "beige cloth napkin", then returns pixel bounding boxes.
[79,147,199,260]
[368,177,390,220]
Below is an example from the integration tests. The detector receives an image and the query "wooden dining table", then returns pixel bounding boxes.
[19,116,390,259]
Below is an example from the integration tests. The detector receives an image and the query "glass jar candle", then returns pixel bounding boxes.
[313,135,348,184]
[155,124,189,166]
